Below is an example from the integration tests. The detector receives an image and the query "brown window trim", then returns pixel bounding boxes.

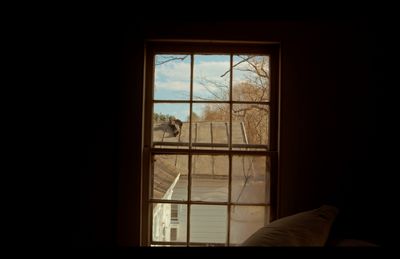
[141,40,280,246]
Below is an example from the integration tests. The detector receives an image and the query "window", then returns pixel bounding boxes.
[171,204,178,222]
[142,41,280,246]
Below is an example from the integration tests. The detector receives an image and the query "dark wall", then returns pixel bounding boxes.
[72,17,388,247]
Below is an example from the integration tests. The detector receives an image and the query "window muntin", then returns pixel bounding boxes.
[144,43,279,247]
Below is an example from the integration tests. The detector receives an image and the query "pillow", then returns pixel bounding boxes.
[241,205,339,246]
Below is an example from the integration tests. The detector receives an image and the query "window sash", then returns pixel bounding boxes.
[142,41,280,246]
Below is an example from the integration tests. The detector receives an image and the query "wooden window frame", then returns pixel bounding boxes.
[141,40,280,246]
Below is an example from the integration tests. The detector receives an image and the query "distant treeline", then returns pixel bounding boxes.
[153,112,176,122]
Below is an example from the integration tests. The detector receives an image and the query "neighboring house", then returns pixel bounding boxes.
[152,156,182,242]
[152,121,269,244]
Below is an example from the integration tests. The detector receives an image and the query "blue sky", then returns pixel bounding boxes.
[153,54,268,121]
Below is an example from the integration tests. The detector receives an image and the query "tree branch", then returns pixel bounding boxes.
[199,83,225,100]
[220,55,255,77]
[233,105,268,114]
[155,55,189,65]
[244,58,268,78]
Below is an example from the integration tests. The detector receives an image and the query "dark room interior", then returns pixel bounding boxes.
[68,13,392,249]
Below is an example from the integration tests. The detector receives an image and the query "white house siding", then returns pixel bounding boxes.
[174,177,228,243]
[152,175,179,242]
[152,203,171,241]
[173,204,187,242]
[171,176,267,244]
[152,121,270,245]
[171,178,188,242]
[190,205,227,243]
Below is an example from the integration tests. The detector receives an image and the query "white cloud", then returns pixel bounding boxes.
[155,80,190,91]
[155,60,231,93]
[153,56,270,101]
[155,62,190,82]
[192,61,230,99]
[194,61,230,79]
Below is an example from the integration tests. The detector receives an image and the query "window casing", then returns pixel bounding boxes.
[142,41,280,246]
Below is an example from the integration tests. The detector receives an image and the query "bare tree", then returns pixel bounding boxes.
[154,55,270,144]
[155,55,189,65]
[200,55,270,145]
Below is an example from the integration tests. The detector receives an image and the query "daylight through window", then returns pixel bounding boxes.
[143,42,279,246]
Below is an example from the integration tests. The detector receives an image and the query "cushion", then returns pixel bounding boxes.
[241,205,339,246]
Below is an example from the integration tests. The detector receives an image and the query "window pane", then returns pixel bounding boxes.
[232,103,269,148]
[230,206,268,245]
[233,55,270,102]
[152,203,187,242]
[171,204,179,220]
[153,103,189,148]
[191,155,229,202]
[154,55,190,100]
[170,228,177,241]
[193,55,230,101]
[231,156,269,204]
[191,103,230,150]
[190,205,227,244]
[152,155,188,201]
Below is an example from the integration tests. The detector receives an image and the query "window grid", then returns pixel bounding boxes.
[150,53,270,246]
[145,45,279,247]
